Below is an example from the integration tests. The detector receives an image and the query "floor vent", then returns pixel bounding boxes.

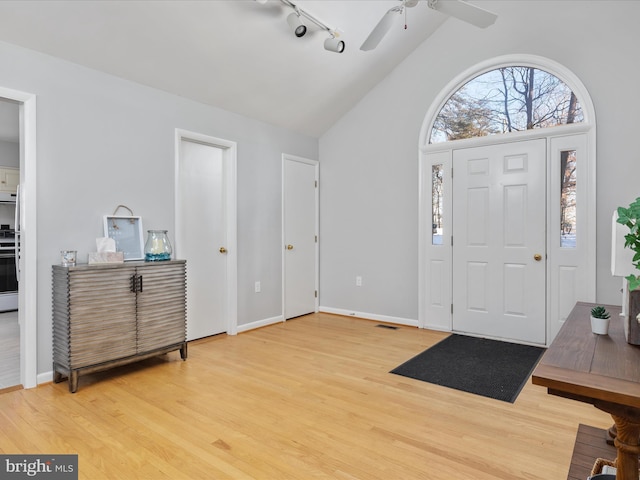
[376,324,399,330]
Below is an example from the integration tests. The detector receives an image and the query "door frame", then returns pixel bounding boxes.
[174,129,238,335]
[420,127,595,345]
[0,86,37,388]
[418,54,596,346]
[281,153,319,319]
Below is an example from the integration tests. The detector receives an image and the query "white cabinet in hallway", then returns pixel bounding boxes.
[0,167,18,194]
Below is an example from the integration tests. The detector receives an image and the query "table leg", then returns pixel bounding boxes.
[611,414,640,480]
[607,423,617,445]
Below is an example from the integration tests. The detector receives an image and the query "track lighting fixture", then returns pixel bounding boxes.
[324,36,345,53]
[286,9,307,37]
[255,0,346,54]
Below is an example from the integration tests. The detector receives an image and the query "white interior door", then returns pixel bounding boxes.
[283,155,318,319]
[452,139,546,344]
[177,139,228,340]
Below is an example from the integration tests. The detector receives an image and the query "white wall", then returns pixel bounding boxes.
[319,0,640,320]
[0,40,317,375]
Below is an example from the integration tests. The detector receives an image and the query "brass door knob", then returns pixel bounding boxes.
[286,245,294,250]
[219,247,227,254]
[534,253,542,261]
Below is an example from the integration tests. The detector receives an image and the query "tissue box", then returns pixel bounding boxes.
[88,252,124,264]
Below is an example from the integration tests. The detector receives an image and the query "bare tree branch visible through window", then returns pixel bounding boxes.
[430,67,583,143]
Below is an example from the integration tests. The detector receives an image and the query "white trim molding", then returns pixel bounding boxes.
[319,306,419,328]
[236,315,285,334]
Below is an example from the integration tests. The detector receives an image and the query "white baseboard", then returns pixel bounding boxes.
[237,314,285,333]
[421,322,452,333]
[319,306,418,327]
[37,371,53,385]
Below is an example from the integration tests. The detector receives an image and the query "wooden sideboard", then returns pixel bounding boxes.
[52,260,187,393]
[532,301,640,480]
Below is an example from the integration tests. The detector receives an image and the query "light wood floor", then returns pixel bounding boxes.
[0,310,19,388]
[0,313,611,479]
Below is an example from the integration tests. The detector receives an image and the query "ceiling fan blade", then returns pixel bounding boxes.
[429,0,497,28]
[360,7,403,51]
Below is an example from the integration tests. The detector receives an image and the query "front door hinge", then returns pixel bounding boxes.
[315,235,318,243]
[315,290,318,298]
[451,304,453,314]
[315,180,318,188]
[451,236,453,247]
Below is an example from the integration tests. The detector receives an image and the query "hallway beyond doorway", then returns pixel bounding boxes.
[0,310,19,388]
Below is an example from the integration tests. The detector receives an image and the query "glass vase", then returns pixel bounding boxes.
[144,230,172,261]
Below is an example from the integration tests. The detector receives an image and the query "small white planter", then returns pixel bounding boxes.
[590,315,610,335]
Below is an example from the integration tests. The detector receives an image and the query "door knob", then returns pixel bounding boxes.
[219,247,227,254]
[534,253,542,261]
[286,244,294,250]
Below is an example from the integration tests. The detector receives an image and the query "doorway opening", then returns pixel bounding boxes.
[175,129,237,340]
[0,86,36,389]
[418,55,596,345]
[0,97,19,389]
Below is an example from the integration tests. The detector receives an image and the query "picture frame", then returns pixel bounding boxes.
[103,215,144,261]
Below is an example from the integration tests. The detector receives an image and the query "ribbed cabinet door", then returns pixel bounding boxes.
[52,267,72,370]
[136,261,186,352]
[67,266,138,368]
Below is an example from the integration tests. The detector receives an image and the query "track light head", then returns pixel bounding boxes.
[287,11,307,37]
[324,36,345,53]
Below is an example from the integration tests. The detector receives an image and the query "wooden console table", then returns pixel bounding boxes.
[532,301,640,480]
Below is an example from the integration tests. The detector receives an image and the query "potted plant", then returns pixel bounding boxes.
[616,197,640,290]
[616,198,640,344]
[590,305,611,335]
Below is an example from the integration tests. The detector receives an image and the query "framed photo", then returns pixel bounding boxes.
[103,215,144,261]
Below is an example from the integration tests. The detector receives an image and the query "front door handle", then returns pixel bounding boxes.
[286,245,294,250]
[534,253,542,261]
[219,247,227,254]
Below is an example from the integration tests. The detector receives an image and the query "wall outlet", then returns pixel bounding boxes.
[255,281,261,293]
[356,276,362,287]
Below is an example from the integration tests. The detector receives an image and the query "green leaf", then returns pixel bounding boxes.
[628,275,640,291]
[590,305,610,319]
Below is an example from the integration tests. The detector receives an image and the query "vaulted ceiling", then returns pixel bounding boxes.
[0,1,487,137]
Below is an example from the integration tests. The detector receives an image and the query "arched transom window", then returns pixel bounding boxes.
[429,66,584,144]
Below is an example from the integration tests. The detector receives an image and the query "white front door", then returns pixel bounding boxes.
[177,138,229,340]
[452,139,546,344]
[283,155,318,319]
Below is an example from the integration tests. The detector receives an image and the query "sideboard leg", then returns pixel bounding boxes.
[53,364,64,384]
[69,371,79,393]
[180,342,188,360]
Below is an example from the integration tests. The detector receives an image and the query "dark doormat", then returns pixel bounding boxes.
[390,334,546,403]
